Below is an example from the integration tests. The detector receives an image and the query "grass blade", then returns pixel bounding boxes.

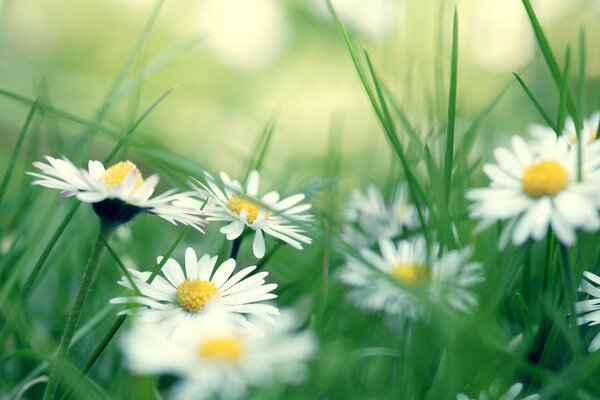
[0,98,39,207]
[521,0,580,131]
[513,73,558,133]
[443,7,459,207]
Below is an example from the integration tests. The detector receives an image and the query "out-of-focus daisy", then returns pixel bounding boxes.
[466,135,600,247]
[576,271,600,352]
[28,156,205,229]
[195,170,312,258]
[110,247,279,338]
[122,311,316,400]
[338,237,483,319]
[457,381,540,400]
[342,183,419,247]
[530,112,600,145]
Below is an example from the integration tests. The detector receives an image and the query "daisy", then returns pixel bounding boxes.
[466,135,600,247]
[28,156,205,229]
[122,311,316,400]
[195,170,312,258]
[110,247,279,338]
[530,112,600,145]
[457,382,540,400]
[342,183,419,247]
[338,237,483,319]
[576,271,600,352]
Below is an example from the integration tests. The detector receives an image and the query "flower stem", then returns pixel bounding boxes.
[229,235,244,260]
[558,243,578,329]
[42,223,114,400]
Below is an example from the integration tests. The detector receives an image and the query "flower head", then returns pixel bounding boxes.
[342,183,419,247]
[29,156,205,229]
[576,271,600,352]
[122,311,316,400]
[195,170,312,258]
[338,237,483,319]
[466,135,600,247]
[110,247,279,338]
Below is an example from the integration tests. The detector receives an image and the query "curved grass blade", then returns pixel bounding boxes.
[0,98,39,207]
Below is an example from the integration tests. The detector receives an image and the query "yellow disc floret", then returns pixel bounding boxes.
[175,279,220,311]
[522,160,568,197]
[391,263,425,285]
[227,196,268,223]
[199,337,243,362]
[102,161,144,190]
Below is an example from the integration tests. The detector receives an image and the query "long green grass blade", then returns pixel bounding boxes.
[557,47,571,136]
[0,98,39,207]
[443,8,459,207]
[244,119,276,180]
[521,0,580,131]
[103,87,175,163]
[513,73,558,133]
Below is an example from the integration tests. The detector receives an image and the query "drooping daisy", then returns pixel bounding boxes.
[28,156,205,229]
[466,135,600,247]
[342,183,419,247]
[457,381,540,400]
[110,247,279,338]
[530,112,600,145]
[122,311,316,400]
[576,271,600,352]
[194,170,312,258]
[338,237,483,319]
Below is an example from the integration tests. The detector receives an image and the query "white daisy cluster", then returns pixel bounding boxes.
[112,247,316,399]
[338,184,483,320]
[29,159,316,398]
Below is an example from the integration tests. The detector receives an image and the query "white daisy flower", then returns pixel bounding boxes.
[457,382,540,400]
[576,271,600,352]
[110,247,279,338]
[338,237,483,319]
[466,135,600,247]
[122,311,316,400]
[195,170,312,258]
[28,156,205,229]
[530,112,600,145]
[342,183,419,247]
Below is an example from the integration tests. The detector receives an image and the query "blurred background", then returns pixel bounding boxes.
[0,0,598,186]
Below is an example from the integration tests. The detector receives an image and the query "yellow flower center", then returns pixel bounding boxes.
[227,196,268,223]
[390,263,424,285]
[175,279,220,311]
[522,160,568,197]
[101,161,144,190]
[198,337,243,362]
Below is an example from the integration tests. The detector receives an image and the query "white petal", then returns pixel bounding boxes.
[253,229,266,258]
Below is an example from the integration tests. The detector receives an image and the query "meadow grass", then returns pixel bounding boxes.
[1,1,600,399]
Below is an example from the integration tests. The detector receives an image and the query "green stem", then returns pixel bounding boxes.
[229,235,244,260]
[558,244,578,329]
[42,223,113,400]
